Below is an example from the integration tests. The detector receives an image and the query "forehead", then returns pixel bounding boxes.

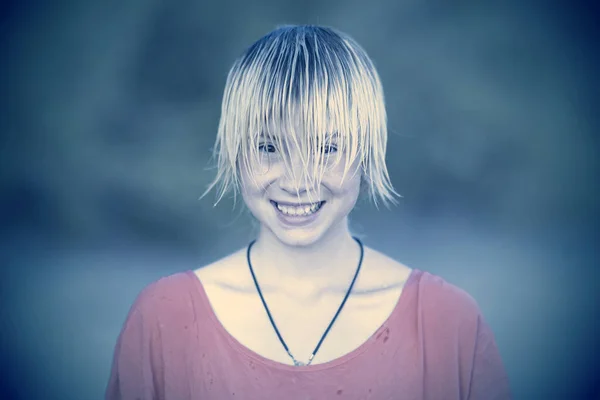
[257,130,341,141]
[256,116,346,139]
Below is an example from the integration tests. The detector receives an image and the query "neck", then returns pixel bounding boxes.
[249,219,361,296]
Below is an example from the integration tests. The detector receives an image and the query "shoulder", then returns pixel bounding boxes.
[193,247,250,289]
[412,270,482,327]
[357,245,413,291]
[127,271,198,321]
[360,247,480,321]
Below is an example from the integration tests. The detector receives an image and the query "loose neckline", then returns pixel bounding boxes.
[185,268,420,372]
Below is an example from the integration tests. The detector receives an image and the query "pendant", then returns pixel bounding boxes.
[293,360,306,366]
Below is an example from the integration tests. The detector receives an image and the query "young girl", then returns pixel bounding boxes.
[106,25,511,399]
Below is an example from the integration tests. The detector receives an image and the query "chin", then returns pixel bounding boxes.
[271,228,326,248]
[267,214,347,249]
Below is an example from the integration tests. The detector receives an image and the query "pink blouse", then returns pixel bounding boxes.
[106,269,511,399]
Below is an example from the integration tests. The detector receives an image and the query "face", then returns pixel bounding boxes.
[239,131,362,248]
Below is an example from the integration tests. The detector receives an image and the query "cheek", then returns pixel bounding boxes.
[239,166,269,194]
[331,158,362,192]
[328,173,362,197]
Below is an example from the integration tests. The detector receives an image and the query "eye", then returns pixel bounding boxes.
[323,144,338,154]
[258,143,277,153]
[316,143,338,155]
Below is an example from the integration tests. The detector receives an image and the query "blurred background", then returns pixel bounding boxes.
[1,0,598,399]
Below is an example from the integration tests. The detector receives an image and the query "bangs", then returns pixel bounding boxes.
[226,26,380,197]
[203,25,400,209]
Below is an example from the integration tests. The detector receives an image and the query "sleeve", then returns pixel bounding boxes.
[105,285,164,400]
[467,315,512,400]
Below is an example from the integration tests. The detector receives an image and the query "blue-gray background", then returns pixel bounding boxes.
[1,0,598,399]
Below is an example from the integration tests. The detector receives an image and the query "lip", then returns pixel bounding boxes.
[270,200,326,227]
[272,200,324,207]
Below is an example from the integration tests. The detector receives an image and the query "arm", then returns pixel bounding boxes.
[467,315,512,400]
[105,287,163,400]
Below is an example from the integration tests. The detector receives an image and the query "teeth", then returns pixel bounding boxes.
[276,202,322,216]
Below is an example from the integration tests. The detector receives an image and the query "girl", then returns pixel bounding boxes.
[106,25,511,399]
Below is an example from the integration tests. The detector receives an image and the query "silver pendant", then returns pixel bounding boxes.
[293,360,306,366]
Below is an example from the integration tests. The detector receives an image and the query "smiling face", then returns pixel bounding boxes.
[201,25,401,237]
[240,128,362,247]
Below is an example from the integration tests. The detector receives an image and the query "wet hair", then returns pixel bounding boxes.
[201,24,401,209]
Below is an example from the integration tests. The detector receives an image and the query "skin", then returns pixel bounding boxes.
[194,127,412,365]
[239,129,365,298]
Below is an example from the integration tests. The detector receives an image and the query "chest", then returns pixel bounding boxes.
[201,282,403,366]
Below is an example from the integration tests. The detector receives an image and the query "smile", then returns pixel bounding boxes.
[270,200,326,217]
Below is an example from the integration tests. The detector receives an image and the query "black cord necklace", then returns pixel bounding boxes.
[246,236,364,366]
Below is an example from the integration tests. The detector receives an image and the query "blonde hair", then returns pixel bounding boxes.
[201,24,401,209]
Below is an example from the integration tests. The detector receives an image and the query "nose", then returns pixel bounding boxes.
[277,153,317,196]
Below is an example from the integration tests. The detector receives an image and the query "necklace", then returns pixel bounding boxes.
[246,236,364,367]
